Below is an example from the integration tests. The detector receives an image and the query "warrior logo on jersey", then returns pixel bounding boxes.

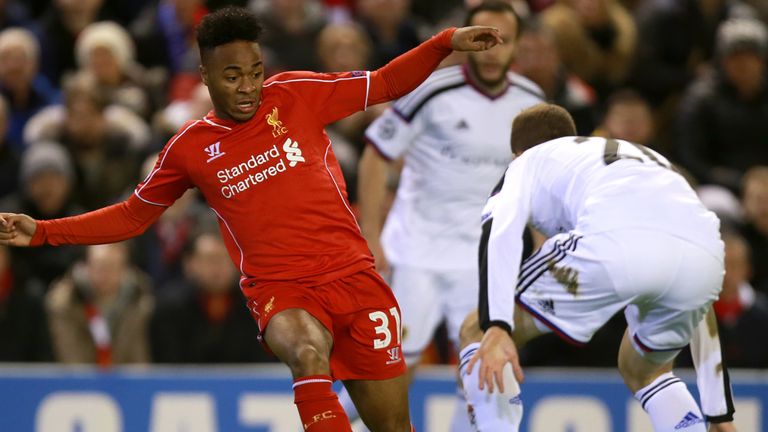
[386,346,401,365]
[205,141,226,163]
[266,107,288,137]
[283,138,306,167]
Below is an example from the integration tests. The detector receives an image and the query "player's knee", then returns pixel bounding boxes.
[617,344,673,392]
[459,310,483,350]
[285,343,330,376]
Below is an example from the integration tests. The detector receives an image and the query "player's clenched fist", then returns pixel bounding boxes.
[451,26,504,51]
[0,213,36,247]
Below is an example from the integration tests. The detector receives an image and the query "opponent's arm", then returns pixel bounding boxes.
[0,194,165,247]
[357,145,392,273]
[367,26,502,104]
[467,160,535,392]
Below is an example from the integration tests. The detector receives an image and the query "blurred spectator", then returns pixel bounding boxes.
[0,27,58,151]
[540,0,637,98]
[151,232,272,363]
[711,232,768,367]
[317,21,379,202]
[251,0,327,72]
[676,18,768,191]
[38,0,110,86]
[152,82,212,147]
[131,0,208,100]
[24,73,146,210]
[697,184,744,226]
[75,21,165,120]
[741,166,768,294]
[46,242,153,365]
[0,244,53,362]
[744,0,768,26]
[0,95,19,200]
[356,0,421,68]
[0,142,84,290]
[593,88,657,148]
[629,0,732,106]
[512,18,598,135]
[0,0,35,31]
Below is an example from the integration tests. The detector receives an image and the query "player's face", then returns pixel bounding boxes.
[467,10,518,88]
[200,40,265,123]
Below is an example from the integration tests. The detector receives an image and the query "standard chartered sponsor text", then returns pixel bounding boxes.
[217,143,298,198]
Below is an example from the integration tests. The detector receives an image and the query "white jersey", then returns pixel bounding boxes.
[481,136,723,329]
[365,64,544,270]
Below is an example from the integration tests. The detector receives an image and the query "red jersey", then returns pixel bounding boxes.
[137,71,375,287]
[30,28,456,289]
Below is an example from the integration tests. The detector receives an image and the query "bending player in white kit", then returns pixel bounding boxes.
[344,2,543,430]
[460,103,737,431]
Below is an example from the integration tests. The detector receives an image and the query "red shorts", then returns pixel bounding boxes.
[244,268,406,381]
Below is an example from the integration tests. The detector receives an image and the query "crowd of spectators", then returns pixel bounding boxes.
[0,0,766,370]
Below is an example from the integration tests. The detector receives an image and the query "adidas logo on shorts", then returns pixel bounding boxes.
[674,411,704,429]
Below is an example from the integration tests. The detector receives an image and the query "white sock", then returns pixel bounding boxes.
[634,372,707,432]
[459,343,523,432]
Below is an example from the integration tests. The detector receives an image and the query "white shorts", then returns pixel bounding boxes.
[516,230,723,361]
[390,265,477,364]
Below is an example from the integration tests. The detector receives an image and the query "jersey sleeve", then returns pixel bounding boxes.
[265,71,370,126]
[363,104,425,160]
[134,121,196,207]
[478,156,535,333]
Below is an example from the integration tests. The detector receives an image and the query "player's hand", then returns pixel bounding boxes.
[709,422,737,432]
[0,213,37,247]
[451,26,503,52]
[465,326,524,393]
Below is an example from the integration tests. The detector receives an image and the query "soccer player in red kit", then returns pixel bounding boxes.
[0,7,502,432]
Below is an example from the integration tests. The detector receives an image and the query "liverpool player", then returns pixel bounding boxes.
[0,7,503,432]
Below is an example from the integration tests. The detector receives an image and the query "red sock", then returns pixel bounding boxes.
[293,375,351,431]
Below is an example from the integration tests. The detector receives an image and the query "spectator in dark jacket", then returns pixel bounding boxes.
[714,231,768,367]
[0,142,84,290]
[0,244,53,362]
[0,27,57,151]
[0,95,19,201]
[676,17,768,191]
[37,0,110,86]
[151,231,273,364]
[741,166,768,294]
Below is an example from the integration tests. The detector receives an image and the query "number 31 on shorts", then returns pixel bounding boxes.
[368,307,401,349]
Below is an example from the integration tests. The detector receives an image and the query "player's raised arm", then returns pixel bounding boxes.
[366,26,502,105]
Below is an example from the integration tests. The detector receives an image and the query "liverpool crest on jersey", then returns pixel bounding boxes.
[266,107,288,137]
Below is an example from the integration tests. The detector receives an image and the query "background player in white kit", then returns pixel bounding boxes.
[460,104,737,431]
[345,1,543,430]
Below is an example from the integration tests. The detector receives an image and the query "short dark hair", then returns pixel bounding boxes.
[196,7,263,55]
[511,103,576,154]
[464,0,521,38]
